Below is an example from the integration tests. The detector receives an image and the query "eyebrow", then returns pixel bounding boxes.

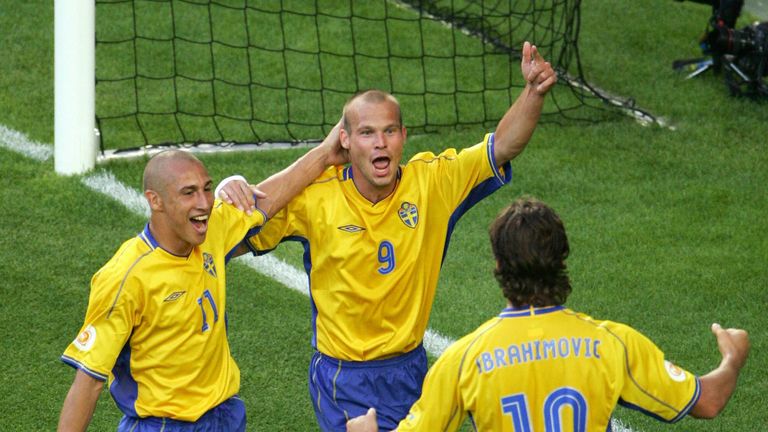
[179,180,213,193]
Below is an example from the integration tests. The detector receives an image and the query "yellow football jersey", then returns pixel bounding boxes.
[246,133,511,360]
[398,306,700,431]
[61,201,265,421]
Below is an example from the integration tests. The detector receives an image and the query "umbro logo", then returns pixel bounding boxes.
[164,291,186,302]
[337,224,366,233]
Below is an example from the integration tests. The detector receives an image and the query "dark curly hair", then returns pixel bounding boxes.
[489,197,571,307]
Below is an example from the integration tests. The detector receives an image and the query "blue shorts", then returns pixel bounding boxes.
[308,345,428,432]
[116,396,246,432]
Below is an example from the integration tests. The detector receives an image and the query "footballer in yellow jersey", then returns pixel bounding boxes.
[60,138,347,431]
[246,134,509,430]
[61,202,264,421]
[398,306,700,431]
[246,133,509,361]
[220,43,557,431]
[346,197,750,432]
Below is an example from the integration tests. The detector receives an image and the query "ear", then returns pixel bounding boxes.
[145,190,163,212]
[401,125,407,142]
[340,127,351,150]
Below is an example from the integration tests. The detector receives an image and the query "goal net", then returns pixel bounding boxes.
[94,0,645,153]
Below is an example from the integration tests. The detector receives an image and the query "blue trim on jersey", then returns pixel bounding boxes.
[499,305,565,318]
[61,355,108,381]
[441,157,512,265]
[486,133,506,183]
[140,223,158,250]
[225,243,241,264]
[244,206,267,240]
[670,376,701,422]
[250,235,319,349]
[617,399,678,423]
[588,315,701,424]
[293,236,319,350]
[110,340,140,418]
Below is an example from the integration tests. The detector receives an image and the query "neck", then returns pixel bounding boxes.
[148,220,192,257]
[352,172,398,204]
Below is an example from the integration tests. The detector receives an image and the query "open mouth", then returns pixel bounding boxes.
[190,214,209,234]
[372,156,390,176]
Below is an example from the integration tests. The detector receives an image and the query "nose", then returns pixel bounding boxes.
[196,190,213,209]
[374,131,387,148]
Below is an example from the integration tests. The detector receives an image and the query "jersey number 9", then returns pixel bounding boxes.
[377,241,396,275]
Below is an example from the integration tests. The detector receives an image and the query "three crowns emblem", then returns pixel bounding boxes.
[203,252,217,277]
[398,202,418,228]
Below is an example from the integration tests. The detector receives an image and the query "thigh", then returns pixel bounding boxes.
[308,348,428,432]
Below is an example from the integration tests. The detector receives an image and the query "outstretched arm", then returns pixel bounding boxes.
[218,120,347,218]
[690,323,749,419]
[57,370,104,432]
[493,41,557,165]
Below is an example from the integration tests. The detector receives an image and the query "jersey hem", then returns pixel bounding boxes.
[61,355,108,381]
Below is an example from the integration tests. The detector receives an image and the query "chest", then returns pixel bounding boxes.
[136,251,226,337]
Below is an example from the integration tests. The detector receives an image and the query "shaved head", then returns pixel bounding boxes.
[143,150,204,196]
[343,90,402,132]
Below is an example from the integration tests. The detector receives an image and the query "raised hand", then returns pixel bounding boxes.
[520,41,557,95]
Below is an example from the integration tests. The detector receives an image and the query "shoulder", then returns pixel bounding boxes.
[291,165,347,193]
[567,311,651,346]
[405,138,490,167]
[98,236,152,275]
[441,316,505,363]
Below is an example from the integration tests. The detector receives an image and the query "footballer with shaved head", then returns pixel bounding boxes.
[57,124,347,432]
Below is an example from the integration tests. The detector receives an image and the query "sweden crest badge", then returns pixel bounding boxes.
[203,252,217,277]
[398,202,419,228]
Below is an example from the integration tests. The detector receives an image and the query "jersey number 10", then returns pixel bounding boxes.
[502,387,587,431]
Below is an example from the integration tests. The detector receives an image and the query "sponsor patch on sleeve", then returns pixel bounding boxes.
[664,360,686,382]
[73,324,97,352]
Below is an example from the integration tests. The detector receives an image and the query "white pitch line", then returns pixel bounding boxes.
[1,124,638,432]
[0,124,53,161]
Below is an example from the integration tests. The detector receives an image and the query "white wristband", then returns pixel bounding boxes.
[215,174,248,198]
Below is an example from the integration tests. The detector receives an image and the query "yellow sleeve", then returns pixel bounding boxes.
[613,323,701,422]
[61,248,142,380]
[210,199,266,253]
[245,192,309,253]
[410,133,511,211]
[397,344,468,432]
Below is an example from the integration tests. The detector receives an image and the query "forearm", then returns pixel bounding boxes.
[493,85,545,164]
[58,371,103,432]
[690,359,741,418]
[689,324,750,419]
[255,143,334,218]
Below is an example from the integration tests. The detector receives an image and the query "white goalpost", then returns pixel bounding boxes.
[54,0,97,175]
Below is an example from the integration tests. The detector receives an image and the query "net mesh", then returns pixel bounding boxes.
[95,0,642,152]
